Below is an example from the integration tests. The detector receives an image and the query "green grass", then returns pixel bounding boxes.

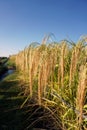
[6,59,16,68]
[0,57,8,64]
[0,71,27,130]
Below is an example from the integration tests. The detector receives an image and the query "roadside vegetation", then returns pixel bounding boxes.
[0,35,87,130]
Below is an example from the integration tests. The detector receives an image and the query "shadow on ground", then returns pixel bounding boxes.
[0,80,26,130]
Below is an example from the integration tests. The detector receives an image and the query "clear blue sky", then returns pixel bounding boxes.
[0,0,87,56]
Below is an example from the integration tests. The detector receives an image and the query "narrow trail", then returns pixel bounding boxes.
[0,73,26,130]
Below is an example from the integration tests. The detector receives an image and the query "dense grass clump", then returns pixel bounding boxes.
[14,35,87,129]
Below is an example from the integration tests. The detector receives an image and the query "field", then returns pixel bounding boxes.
[0,36,87,130]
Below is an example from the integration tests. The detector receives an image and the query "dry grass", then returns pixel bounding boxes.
[76,64,87,129]
[15,35,87,129]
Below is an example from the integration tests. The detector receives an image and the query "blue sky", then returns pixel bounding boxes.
[0,0,87,56]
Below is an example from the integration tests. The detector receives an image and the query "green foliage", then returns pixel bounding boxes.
[6,57,16,68]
